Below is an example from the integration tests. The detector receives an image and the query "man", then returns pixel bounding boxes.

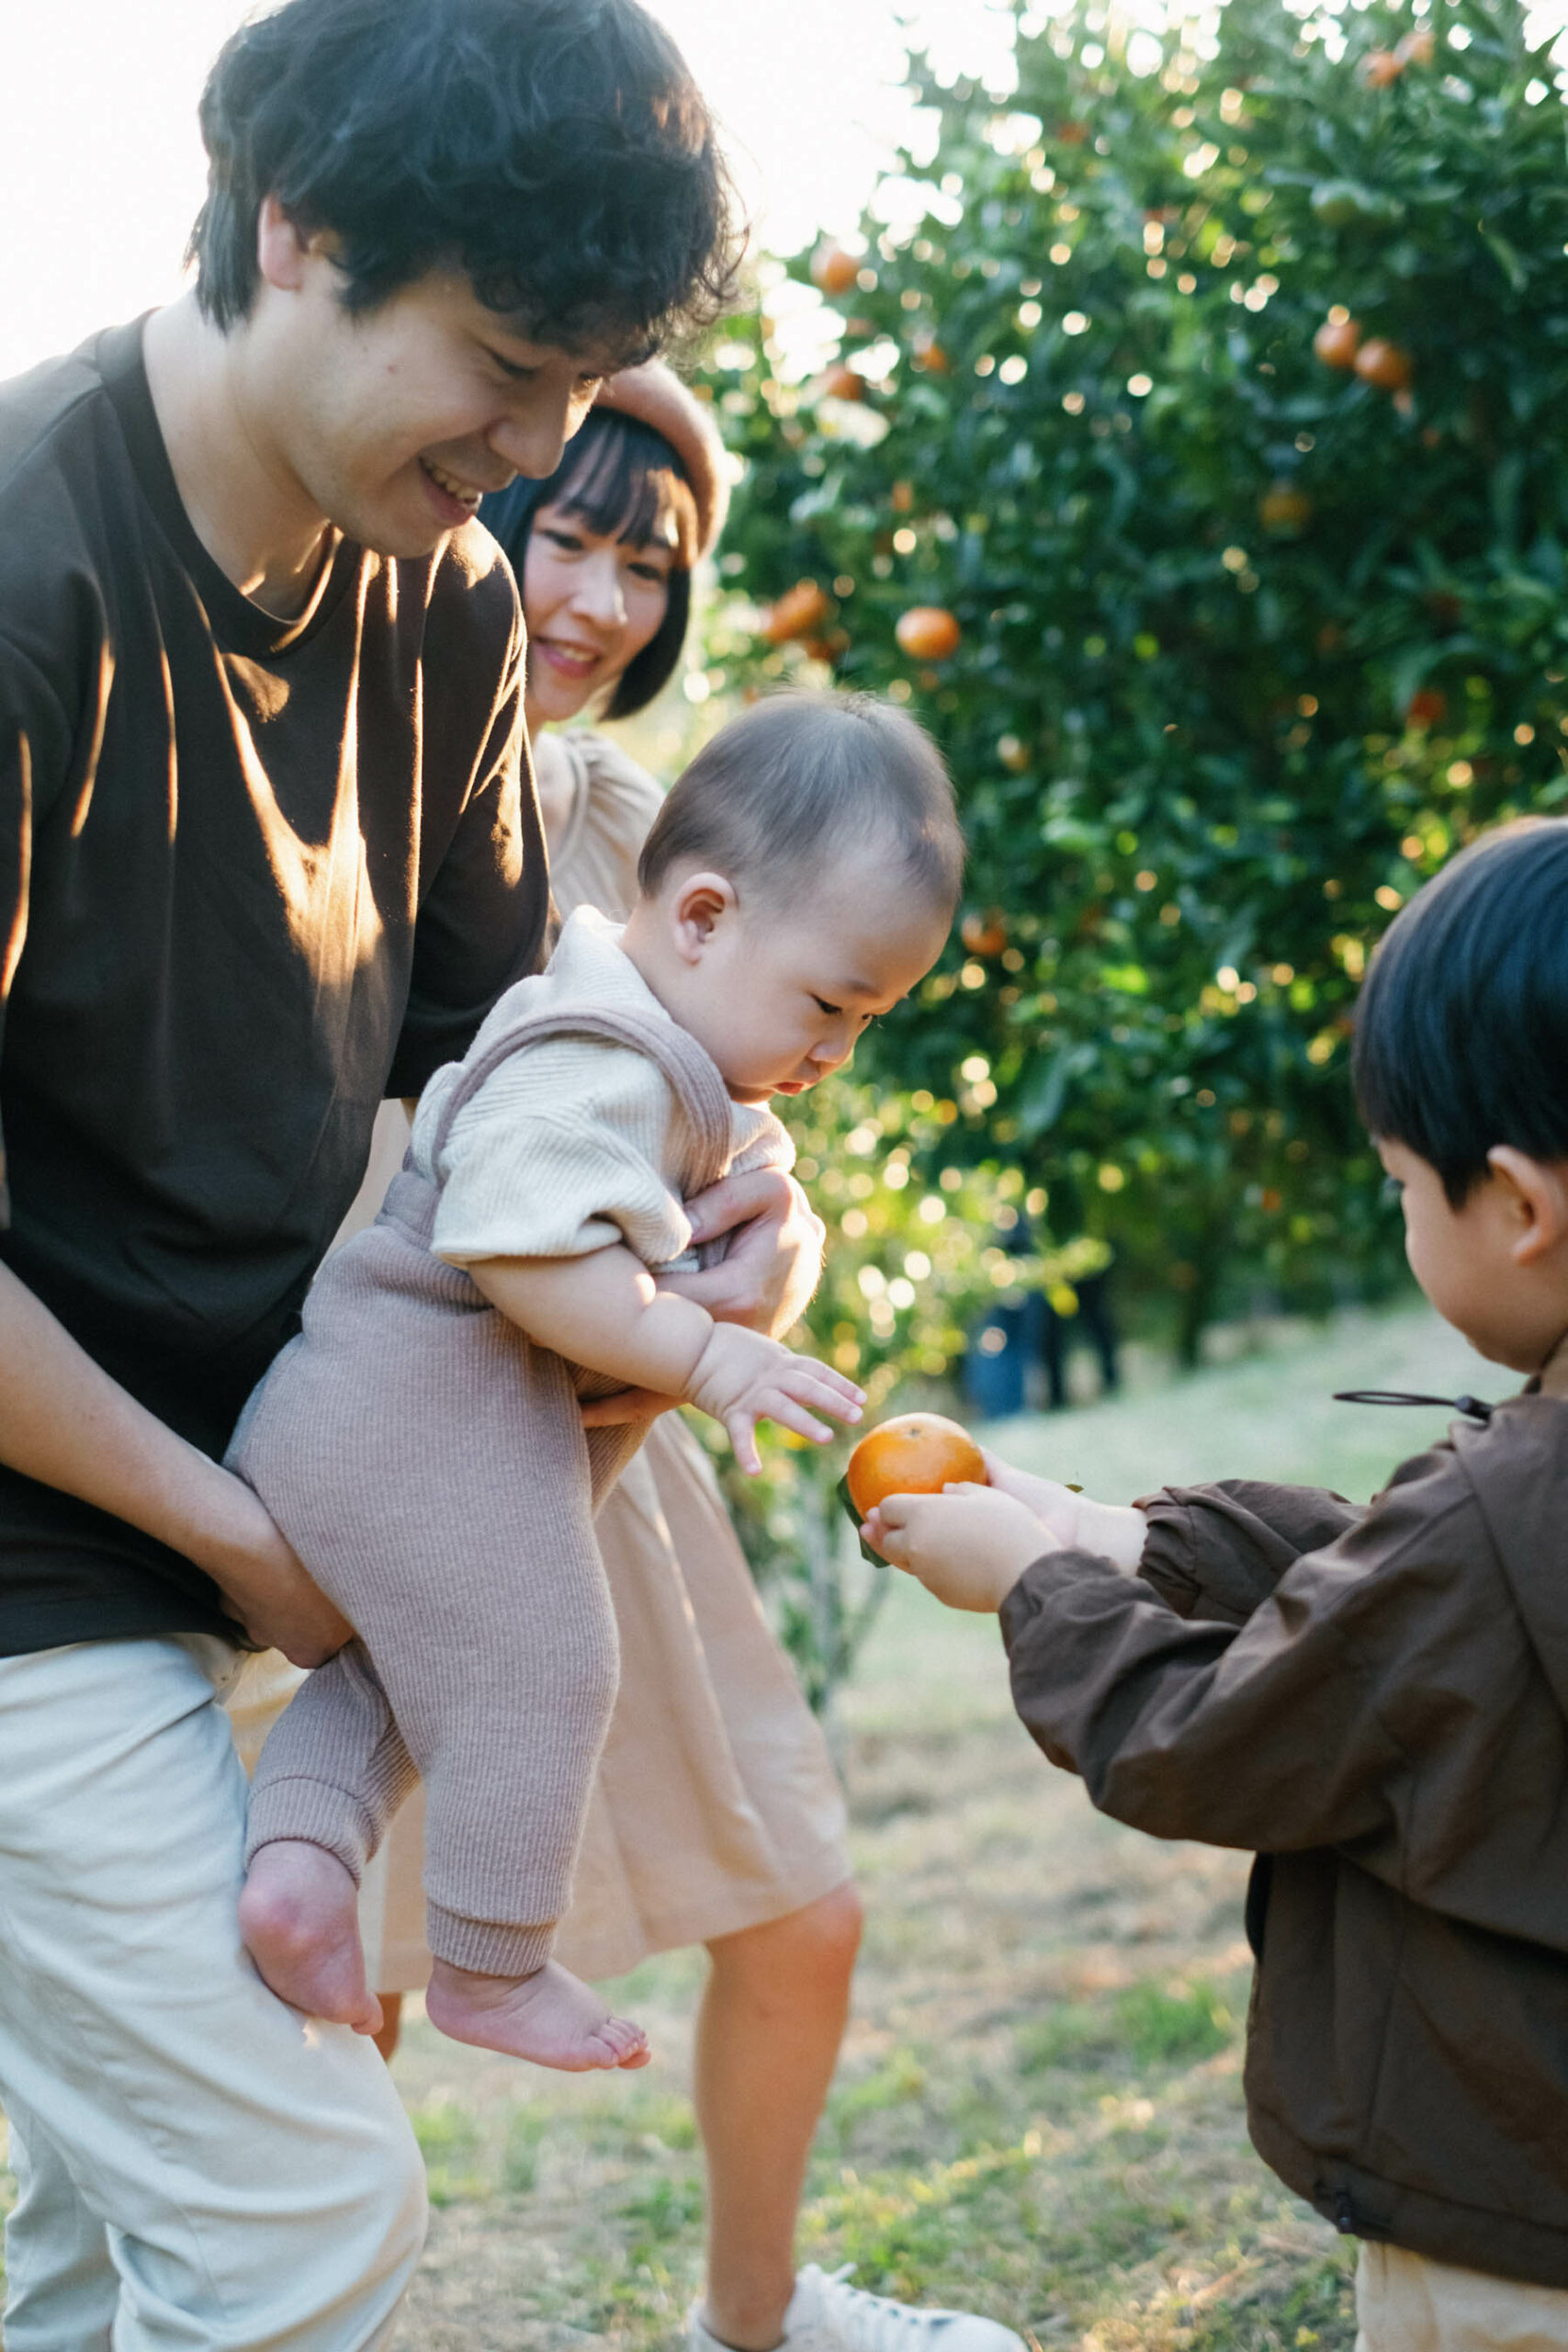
[0,3,777,2342]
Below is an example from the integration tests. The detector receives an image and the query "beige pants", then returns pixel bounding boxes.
[1358,2245,1568,2351]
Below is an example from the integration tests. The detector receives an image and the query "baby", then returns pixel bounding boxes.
[233,690,962,2072]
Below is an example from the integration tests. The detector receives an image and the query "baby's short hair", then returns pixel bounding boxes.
[1353,815,1568,1203]
[637,690,964,914]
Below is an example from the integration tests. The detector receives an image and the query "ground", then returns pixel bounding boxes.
[0,1297,1498,2348]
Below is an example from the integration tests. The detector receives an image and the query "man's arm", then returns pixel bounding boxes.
[0,1261,352,1665]
[0,654,351,1665]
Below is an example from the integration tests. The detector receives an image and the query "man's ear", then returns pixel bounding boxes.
[671,871,738,967]
[1488,1146,1568,1265]
[255,194,332,295]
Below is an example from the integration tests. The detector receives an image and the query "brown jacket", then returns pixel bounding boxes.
[1000,1390,1568,2286]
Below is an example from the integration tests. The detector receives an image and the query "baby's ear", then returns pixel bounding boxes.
[671,870,739,962]
[1488,1147,1568,1262]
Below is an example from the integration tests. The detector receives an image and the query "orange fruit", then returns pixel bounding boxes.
[1396,25,1435,65]
[961,910,1009,958]
[1362,47,1405,85]
[811,243,860,297]
[1405,686,1447,729]
[910,331,952,375]
[895,605,962,661]
[822,365,865,402]
[1354,337,1413,393]
[761,580,832,645]
[845,1414,987,1517]
[1313,315,1361,370]
[1259,484,1313,533]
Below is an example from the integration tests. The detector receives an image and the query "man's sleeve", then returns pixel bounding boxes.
[387,595,550,1101]
[998,1444,1479,1856]
[0,634,72,1226]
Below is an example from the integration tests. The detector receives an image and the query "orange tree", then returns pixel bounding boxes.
[698,0,1568,1364]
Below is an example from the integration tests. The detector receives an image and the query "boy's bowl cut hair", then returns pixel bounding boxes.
[1353,816,1568,1204]
[637,691,964,915]
[480,409,697,719]
[188,0,740,349]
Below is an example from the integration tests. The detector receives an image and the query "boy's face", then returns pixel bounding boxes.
[649,851,951,1107]
[1379,1137,1568,1378]
[247,208,635,558]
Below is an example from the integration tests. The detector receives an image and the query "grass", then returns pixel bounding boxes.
[2,1294,1491,2346]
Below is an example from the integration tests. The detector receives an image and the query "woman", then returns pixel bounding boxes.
[236,364,1020,2352]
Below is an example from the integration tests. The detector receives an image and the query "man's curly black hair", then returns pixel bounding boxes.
[187,0,740,351]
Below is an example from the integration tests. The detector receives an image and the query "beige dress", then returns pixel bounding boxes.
[228,729,850,1987]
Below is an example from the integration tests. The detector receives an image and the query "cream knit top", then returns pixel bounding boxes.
[411,902,791,1272]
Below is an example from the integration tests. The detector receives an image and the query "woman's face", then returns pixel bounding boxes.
[521,498,677,725]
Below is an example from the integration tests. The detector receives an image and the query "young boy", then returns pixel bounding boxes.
[236,692,963,2072]
[866,818,1568,2345]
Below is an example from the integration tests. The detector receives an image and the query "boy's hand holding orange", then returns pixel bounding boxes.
[849,1414,1058,1611]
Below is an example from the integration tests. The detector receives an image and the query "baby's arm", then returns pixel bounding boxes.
[469,1246,862,1473]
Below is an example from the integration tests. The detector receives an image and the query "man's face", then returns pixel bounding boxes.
[250,214,636,558]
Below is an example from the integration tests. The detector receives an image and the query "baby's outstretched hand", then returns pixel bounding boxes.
[862,1483,1055,1612]
[686,1325,863,1474]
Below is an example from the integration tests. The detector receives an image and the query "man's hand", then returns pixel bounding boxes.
[685,1324,863,1475]
[665,1168,826,1336]
[862,1483,1056,1612]
[202,1468,355,1668]
[582,1169,826,1430]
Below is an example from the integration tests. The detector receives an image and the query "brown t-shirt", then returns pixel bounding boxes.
[0,317,548,1653]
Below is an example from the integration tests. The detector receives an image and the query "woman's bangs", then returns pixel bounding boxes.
[557,414,699,567]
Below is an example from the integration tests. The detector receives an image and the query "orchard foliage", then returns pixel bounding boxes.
[699,0,1568,1357]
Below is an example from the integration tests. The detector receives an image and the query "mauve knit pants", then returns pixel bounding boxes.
[231,994,745,1979]
[232,1175,644,1975]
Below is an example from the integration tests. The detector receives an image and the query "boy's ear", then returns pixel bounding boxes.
[1488,1147,1568,1265]
[671,871,739,965]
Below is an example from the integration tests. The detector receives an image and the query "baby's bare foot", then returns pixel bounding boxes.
[425,1957,649,2072]
[239,1840,383,2037]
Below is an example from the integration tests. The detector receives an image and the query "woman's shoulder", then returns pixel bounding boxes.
[553,730,666,923]
[570,730,666,825]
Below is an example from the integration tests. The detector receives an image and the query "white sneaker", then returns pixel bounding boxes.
[689,2265,1026,2352]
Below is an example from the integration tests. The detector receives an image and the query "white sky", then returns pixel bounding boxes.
[0,0,1016,381]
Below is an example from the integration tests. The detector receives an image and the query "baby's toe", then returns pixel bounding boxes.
[600,2013,649,2066]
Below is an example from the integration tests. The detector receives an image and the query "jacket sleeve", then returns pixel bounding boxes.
[1000,1443,1478,1856]
[1136,1480,1367,1625]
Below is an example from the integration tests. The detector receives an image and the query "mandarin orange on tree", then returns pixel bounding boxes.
[845,1414,987,1517]
[895,605,962,660]
[1354,337,1414,392]
[961,910,1009,957]
[761,580,832,645]
[1313,315,1361,370]
[810,243,860,297]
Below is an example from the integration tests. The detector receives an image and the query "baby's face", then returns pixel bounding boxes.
[667,855,952,1105]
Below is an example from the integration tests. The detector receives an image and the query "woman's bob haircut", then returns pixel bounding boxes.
[480,410,699,719]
